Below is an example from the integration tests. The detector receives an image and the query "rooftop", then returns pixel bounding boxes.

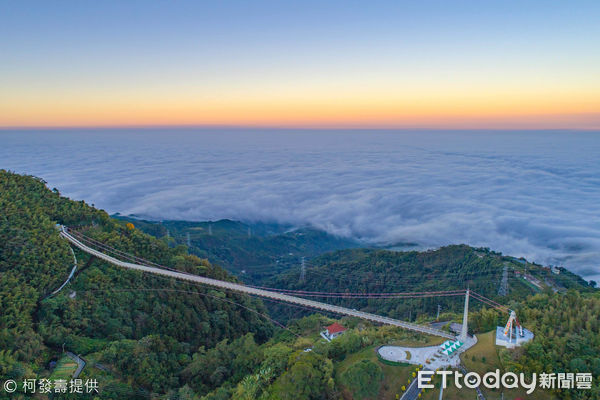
[326,323,346,334]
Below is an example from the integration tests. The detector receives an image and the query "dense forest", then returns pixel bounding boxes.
[1,170,598,399]
[114,216,361,281]
[265,246,591,324]
[0,170,272,398]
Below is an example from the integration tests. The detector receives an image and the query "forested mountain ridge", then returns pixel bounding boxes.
[0,170,273,398]
[265,246,592,323]
[1,170,598,400]
[114,216,362,281]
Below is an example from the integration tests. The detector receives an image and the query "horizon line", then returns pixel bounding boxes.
[1,123,600,132]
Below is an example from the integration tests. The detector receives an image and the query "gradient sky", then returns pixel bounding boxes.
[1,1,599,129]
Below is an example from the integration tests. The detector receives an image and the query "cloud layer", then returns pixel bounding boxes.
[2,129,599,281]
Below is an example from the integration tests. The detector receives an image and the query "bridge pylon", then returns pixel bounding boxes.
[459,289,470,341]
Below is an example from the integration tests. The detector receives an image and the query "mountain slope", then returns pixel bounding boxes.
[115,216,362,281]
[0,170,273,397]
[2,170,598,399]
[266,246,592,323]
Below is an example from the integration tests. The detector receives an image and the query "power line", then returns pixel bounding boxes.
[498,263,509,296]
[299,256,306,283]
[245,284,465,296]
[245,292,467,300]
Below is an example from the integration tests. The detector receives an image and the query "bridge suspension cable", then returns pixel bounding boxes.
[66,228,515,307]
[63,228,513,338]
[469,290,510,312]
[67,228,468,299]
[69,229,512,303]
[245,284,465,297]
[59,227,455,339]
[81,230,508,288]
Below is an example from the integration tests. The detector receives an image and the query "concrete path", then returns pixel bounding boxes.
[378,336,477,370]
[66,351,86,378]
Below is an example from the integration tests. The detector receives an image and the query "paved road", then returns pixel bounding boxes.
[459,364,486,400]
[400,377,422,400]
[60,229,454,339]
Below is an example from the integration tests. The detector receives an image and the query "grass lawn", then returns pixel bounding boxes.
[519,277,542,292]
[459,330,554,400]
[50,355,78,380]
[335,346,418,400]
[388,335,445,348]
[462,331,501,373]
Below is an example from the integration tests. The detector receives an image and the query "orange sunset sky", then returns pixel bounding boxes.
[1,1,599,130]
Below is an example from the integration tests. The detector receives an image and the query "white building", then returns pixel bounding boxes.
[321,323,347,341]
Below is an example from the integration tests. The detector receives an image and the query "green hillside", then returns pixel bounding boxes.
[1,170,598,399]
[265,246,591,325]
[115,216,361,281]
[0,170,273,398]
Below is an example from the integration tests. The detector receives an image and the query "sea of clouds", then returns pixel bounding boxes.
[2,129,599,281]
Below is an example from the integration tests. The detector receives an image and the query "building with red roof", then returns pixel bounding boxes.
[323,323,347,340]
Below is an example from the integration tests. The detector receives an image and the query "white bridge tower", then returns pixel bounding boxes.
[459,289,470,341]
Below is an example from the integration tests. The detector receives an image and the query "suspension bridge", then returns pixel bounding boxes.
[58,226,509,341]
